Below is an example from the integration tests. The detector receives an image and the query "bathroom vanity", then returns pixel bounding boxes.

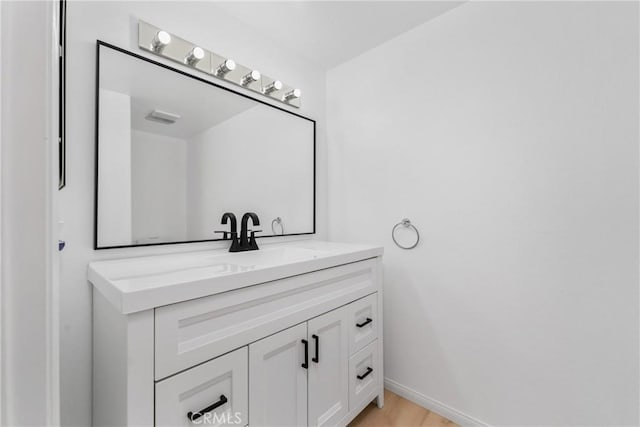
[89,241,384,426]
[90,40,373,427]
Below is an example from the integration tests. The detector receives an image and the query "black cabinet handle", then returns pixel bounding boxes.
[356,317,373,328]
[357,367,373,380]
[301,339,309,369]
[187,394,228,422]
[312,334,319,363]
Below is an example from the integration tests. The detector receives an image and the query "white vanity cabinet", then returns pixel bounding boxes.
[90,242,384,427]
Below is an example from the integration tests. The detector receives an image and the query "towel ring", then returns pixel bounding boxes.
[271,217,284,235]
[392,218,420,250]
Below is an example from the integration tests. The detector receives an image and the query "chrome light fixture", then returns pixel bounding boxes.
[263,80,283,95]
[138,20,302,108]
[216,59,236,77]
[150,30,171,53]
[185,46,205,66]
[283,88,301,102]
[241,70,261,86]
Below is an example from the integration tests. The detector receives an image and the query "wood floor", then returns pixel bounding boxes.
[348,390,458,427]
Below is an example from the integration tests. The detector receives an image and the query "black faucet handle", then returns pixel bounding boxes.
[215,230,237,240]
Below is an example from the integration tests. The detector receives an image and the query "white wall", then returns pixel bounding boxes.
[61,2,327,425]
[186,106,314,239]
[98,89,132,247]
[1,1,58,425]
[327,2,639,425]
[131,130,187,244]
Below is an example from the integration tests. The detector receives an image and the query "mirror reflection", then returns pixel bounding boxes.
[96,43,315,249]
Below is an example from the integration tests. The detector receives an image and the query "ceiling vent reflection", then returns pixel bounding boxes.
[145,109,181,125]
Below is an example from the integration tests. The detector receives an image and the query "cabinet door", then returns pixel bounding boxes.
[307,307,349,427]
[155,346,248,427]
[249,323,308,427]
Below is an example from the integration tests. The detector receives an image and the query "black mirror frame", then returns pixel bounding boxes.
[94,40,316,250]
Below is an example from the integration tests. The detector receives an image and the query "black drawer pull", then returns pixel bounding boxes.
[301,339,309,369]
[357,367,373,380]
[312,334,319,363]
[187,394,228,422]
[356,317,373,328]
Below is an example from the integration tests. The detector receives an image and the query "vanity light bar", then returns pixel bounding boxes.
[138,20,301,108]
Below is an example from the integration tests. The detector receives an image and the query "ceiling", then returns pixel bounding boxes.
[100,45,256,139]
[213,1,464,69]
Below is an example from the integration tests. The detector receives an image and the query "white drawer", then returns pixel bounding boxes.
[348,340,379,412]
[155,346,248,427]
[348,293,378,355]
[155,259,378,379]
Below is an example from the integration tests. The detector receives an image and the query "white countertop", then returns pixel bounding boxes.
[88,240,383,314]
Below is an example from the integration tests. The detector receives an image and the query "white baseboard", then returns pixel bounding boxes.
[384,378,490,427]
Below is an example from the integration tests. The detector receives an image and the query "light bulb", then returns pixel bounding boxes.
[151,30,171,53]
[283,88,302,101]
[185,46,205,66]
[216,59,236,76]
[263,80,283,94]
[241,70,261,86]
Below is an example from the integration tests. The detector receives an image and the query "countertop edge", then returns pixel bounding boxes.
[89,244,383,314]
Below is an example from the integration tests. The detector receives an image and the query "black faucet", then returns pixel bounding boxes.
[216,212,240,252]
[239,212,261,251]
[216,212,261,252]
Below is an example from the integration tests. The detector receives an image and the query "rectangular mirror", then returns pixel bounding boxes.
[95,42,315,249]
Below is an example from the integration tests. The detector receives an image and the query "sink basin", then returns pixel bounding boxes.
[88,240,383,314]
[108,246,322,280]
[216,245,328,266]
